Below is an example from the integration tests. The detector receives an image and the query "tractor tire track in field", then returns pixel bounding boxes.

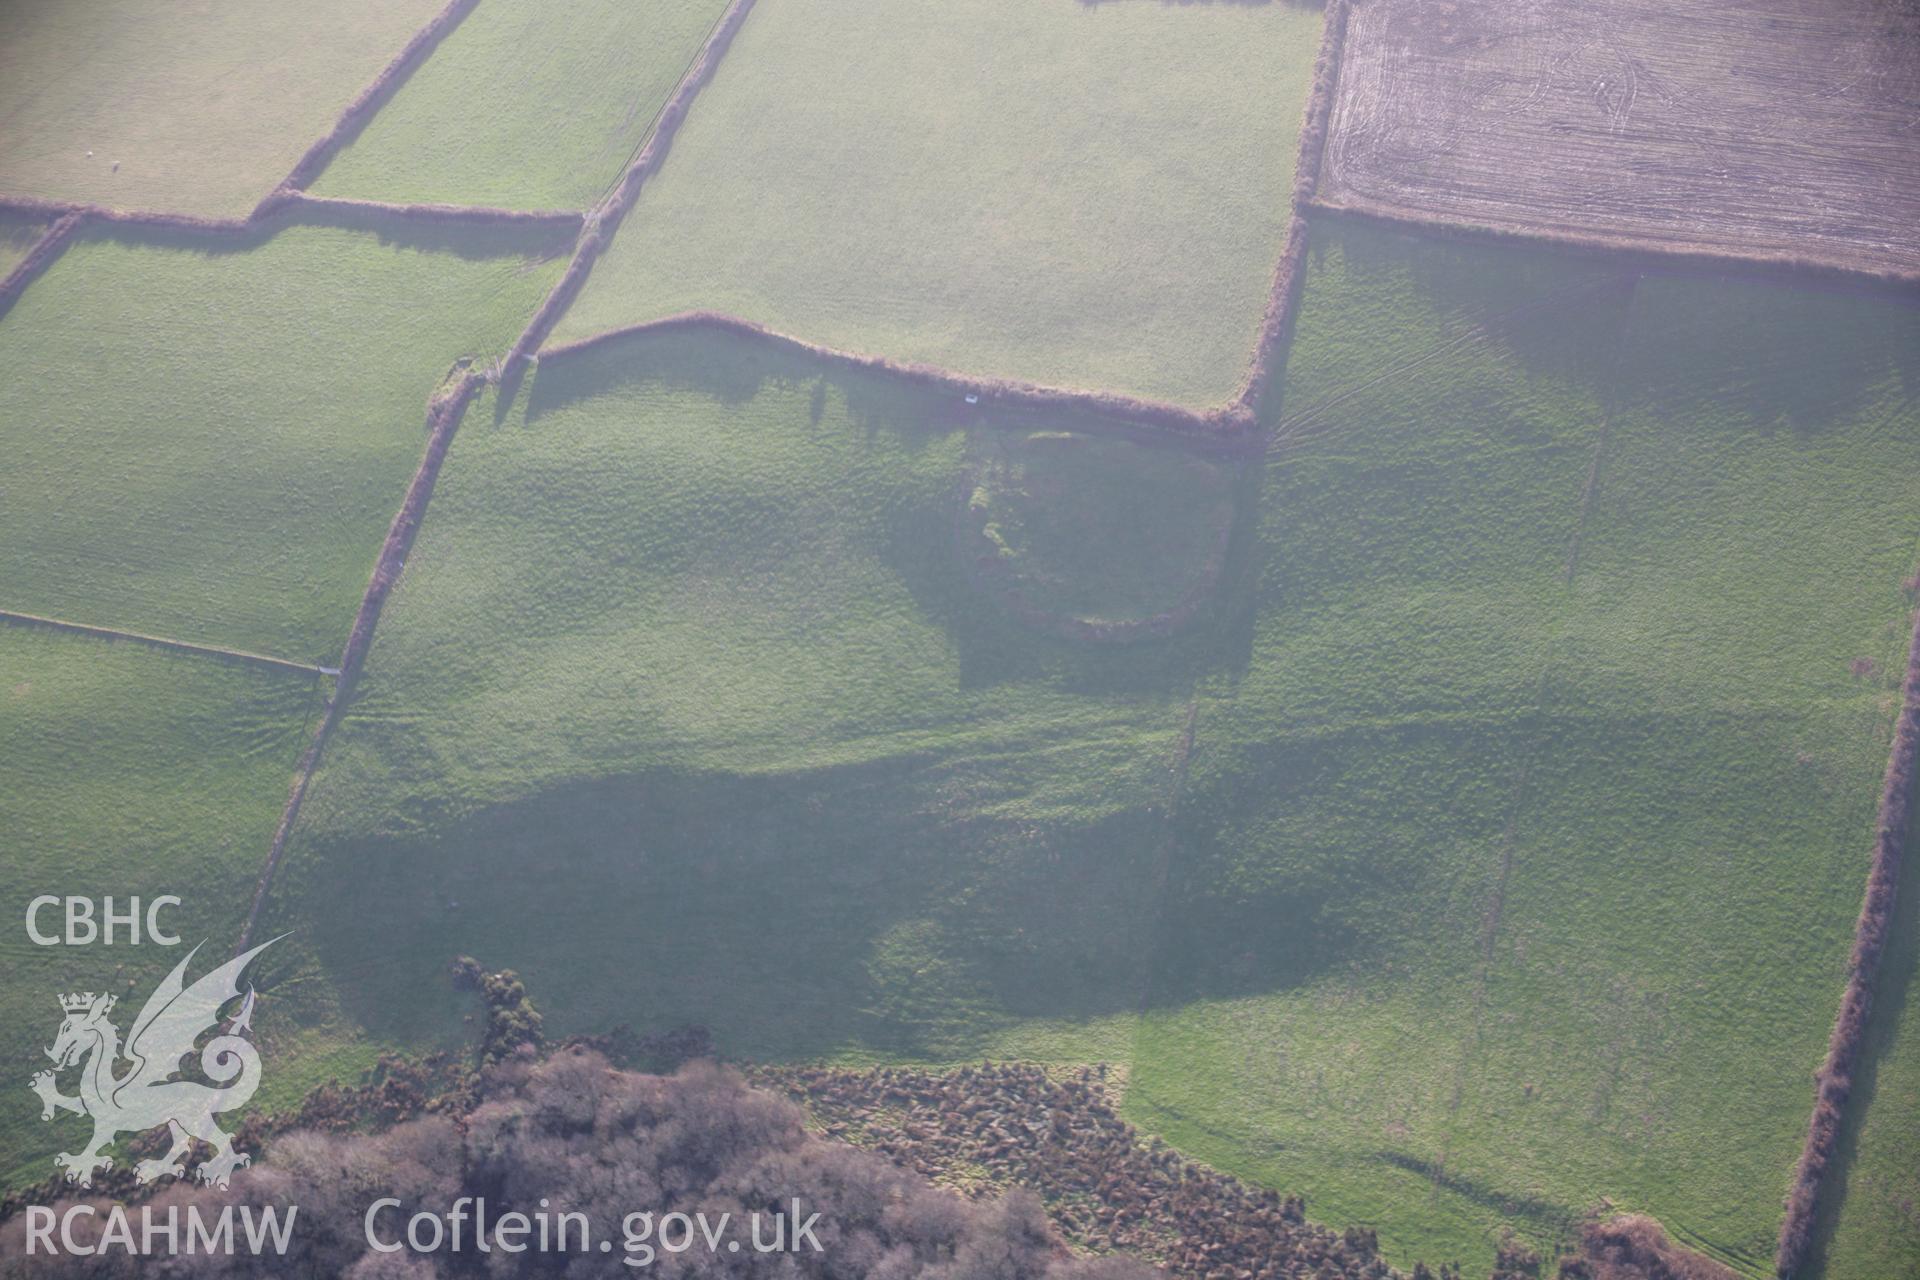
[0,608,333,678]
[1424,278,1634,1255]
[1562,272,1636,584]
[1135,699,1202,1016]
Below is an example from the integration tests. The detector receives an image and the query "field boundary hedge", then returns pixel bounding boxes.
[235,0,768,958]
[1307,195,1920,296]
[0,210,82,319]
[1775,601,1920,1277]
[262,0,483,210]
[283,191,583,234]
[0,0,583,254]
[529,0,1358,441]
[1232,0,1350,421]
[505,0,760,375]
[541,310,1256,451]
[0,608,331,678]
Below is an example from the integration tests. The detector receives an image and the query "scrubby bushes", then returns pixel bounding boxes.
[0,1052,1159,1279]
[761,1062,1401,1278]
[1558,1214,1737,1280]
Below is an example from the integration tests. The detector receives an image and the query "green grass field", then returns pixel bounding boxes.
[311,0,731,210]
[250,226,1920,1276]
[0,217,566,663]
[0,0,443,216]
[548,0,1323,408]
[255,327,1236,1077]
[1121,228,1920,1275]
[0,626,325,1187]
[1,4,1913,1272]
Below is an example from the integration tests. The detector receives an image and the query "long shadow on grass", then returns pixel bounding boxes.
[1319,221,1920,440]
[275,759,1175,1063]
[520,325,1262,698]
[84,203,576,263]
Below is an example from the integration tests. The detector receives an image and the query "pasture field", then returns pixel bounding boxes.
[253,326,1241,1078]
[0,218,566,664]
[548,0,1323,408]
[0,0,444,217]
[1319,0,1920,277]
[251,224,1920,1276]
[1121,227,1920,1274]
[0,626,325,1187]
[310,0,732,211]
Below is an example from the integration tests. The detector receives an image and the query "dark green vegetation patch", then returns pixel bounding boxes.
[964,431,1234,640]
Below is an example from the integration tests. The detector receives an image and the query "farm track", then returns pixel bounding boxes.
[0,609,332,678]
[1134,700,1201,1017]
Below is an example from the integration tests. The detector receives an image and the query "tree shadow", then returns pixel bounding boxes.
[80,202,576,263]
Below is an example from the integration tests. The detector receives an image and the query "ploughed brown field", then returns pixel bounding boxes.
[1318,0,1920,276]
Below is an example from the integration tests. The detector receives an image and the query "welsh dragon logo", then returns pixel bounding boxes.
[28,938,278,1190]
